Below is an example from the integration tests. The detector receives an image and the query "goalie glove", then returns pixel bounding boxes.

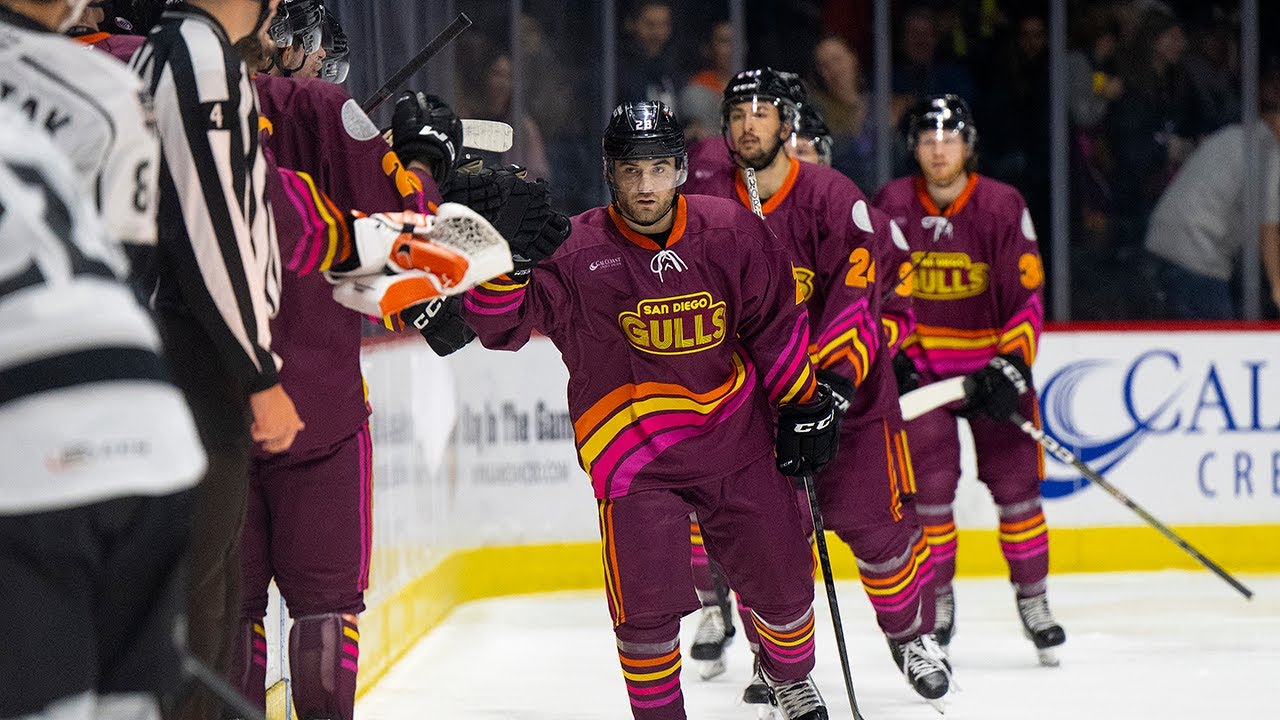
[326,211,464,280]
[399,296,477,356]
[328,203,513,316]
[775,382,842,479]
[959,353,1031,420]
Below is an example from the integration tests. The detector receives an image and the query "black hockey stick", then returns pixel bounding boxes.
[802,473,867,720]
[360,13,473,114]
[180,651,268,720]
[1008,411,1254,600]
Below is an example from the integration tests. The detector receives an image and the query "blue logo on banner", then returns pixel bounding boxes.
[1039,351,1183,498]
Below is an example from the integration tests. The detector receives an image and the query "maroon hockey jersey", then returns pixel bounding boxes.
[464,195,820,499]
[873,174,1044,381]
[682,155,903,424]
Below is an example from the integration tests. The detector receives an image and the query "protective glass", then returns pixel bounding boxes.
[605,156,688,194]
[915,128,966,148]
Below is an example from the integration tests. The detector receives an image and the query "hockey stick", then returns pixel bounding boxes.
[360,13,473,114]
[899,376,968,421]
[179,650,267,720]
[1008,411,1255,600]
[802,473,867,720]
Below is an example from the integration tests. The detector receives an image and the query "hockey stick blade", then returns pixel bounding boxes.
[461,119,514,152]
[802,473,868,720]
[899,376,968,421]
[1009,411,1255,600]
[361,13,472,114]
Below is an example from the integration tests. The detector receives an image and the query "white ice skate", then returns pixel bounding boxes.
[689,605,734,680]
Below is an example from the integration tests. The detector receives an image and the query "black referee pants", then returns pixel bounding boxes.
[157,314,254,720]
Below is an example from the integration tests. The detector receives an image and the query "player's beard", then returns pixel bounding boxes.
[922,156,967,188]
[615,188,677,228]
[733,131,784,171]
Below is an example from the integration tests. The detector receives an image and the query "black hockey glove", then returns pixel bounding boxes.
[892,350,920,396]
[775,382,842,479]
[392,91,462,192]
[510,209,571,279]
[816,369,855,415]
[444,165,571,278]
[959,354,1031,421]
[399,296,476,357]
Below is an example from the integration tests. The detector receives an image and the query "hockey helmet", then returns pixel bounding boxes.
[907,94,978,151]
[720,67,799,130]
[269,0,325,53]
[318,9,349,84]
[792,102,833,166]
[602,101,688,193]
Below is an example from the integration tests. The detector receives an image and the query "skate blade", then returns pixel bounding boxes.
[756,705,782,720]
[697,657,727,680]
[927,697,947,714]
[1036,647,1060,667]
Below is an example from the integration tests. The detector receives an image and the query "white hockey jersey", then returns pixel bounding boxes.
[0,107,204,514]
[0,6,159,246]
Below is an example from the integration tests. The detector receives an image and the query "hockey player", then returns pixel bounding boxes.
[1,0,159,261]
[317,6,347,84]
[788,102,834,167]
[0,107,205,720]
[872,94,1064,666]
[229,17,475,718]
[465,100,837,720]
[681,68,949,706]
[266,0,325,79]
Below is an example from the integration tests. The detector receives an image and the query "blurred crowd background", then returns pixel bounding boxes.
[324,0,1280,323]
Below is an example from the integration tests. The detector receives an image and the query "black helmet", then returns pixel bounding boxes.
[777,70,811,107]
[602,101,688,202]
[907,94,978,150]
[603,101,687,162]
[720,67,800,130]
[792,102,833,165]
[318,10,350,84]
[269,0,325,52]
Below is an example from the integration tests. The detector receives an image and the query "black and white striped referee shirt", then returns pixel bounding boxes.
[131,5,282,393]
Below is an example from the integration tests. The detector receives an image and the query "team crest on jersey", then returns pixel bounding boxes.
[910,251,988,300]
[921,216,954,243]
[618,291,727,355]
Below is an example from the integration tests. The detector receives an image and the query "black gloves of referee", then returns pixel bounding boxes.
[775,382,842,479]
[960,353,1031,420]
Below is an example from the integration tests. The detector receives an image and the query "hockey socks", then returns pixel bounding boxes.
[615,626,684,720]
[230,618,268,710]
[288,613,359,720]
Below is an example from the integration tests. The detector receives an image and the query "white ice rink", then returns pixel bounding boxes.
[356,571,1276,719]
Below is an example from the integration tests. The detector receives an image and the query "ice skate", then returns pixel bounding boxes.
[934,591,956,652]
[690,605,735,679]
[1017,594,1066,667]
[763,673,827,720]
[742,655,771,706]
[888,634,951,712]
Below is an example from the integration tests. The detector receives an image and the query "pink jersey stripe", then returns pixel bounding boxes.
[762,313,810,396]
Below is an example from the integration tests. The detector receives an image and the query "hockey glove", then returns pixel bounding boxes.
[399,296,477,356]
[892,350,921,396]
[959,353,1031,421]
[775,382,842,479]
[392,91,462,191]
[816,369,855,415]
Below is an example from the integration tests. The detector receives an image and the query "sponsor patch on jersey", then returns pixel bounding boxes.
[618,291,727,355]
[909,251,989,300]
[851,199,874,233]
[341,99,382,141]
[1021,207,1038,241]
[890,220,910,251]
[589,256,623,272]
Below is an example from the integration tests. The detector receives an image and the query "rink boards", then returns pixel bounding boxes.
[263,327,1280,711]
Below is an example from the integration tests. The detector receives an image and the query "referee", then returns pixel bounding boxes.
[130,2,302,718]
